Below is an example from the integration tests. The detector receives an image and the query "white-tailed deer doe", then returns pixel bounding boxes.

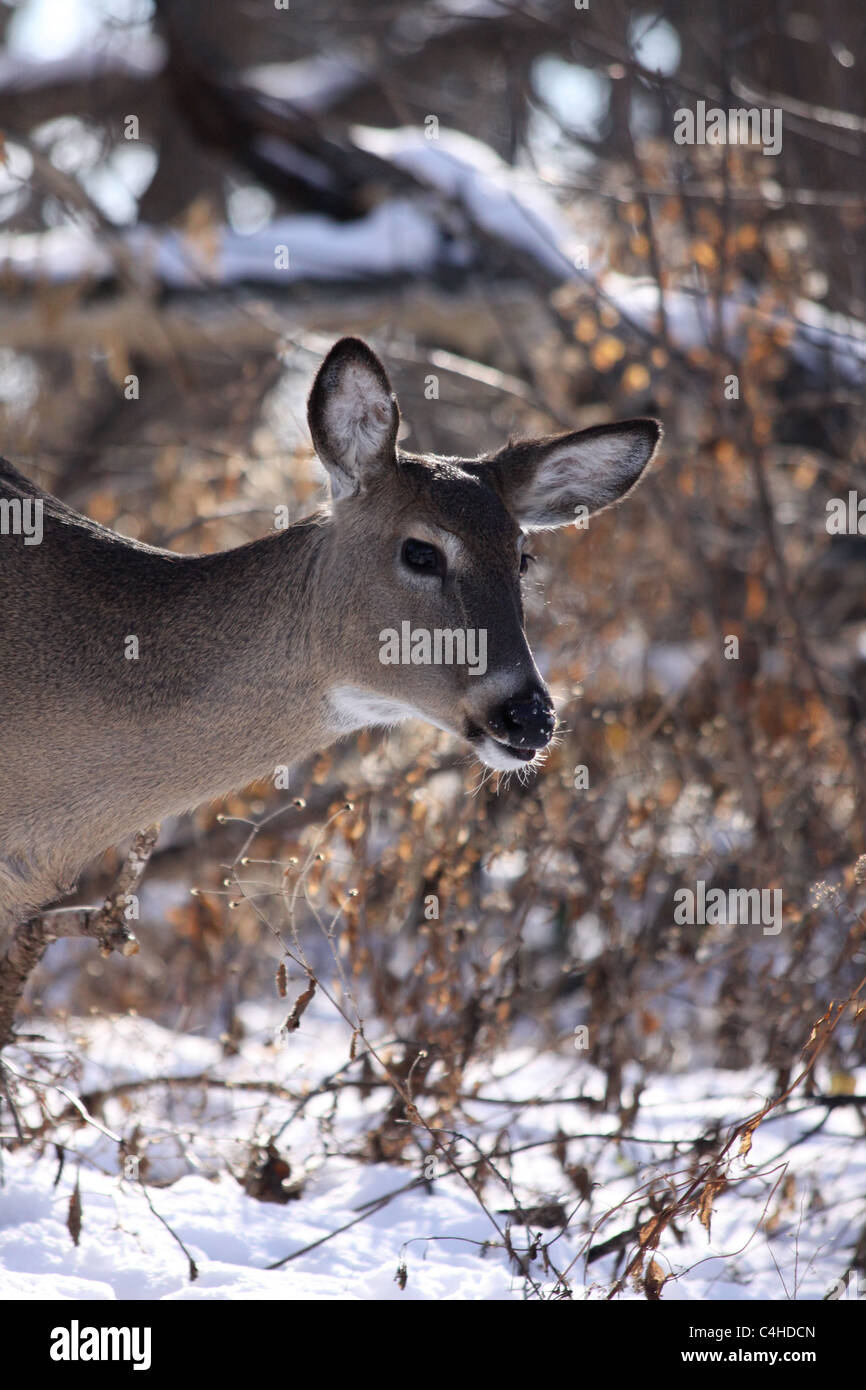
[0,337,660,936]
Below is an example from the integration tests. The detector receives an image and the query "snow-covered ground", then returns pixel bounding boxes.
[1,999,863,1301]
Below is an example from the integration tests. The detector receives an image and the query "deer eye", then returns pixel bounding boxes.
[519,551,536,577]
[402,538,445,576]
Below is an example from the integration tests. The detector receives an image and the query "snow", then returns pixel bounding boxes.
[0,35,164,88]
[0,1153,516,1301]
[2,122,863,384]
[0,198,449,287]
[1,1005,862,1300]
[353,124,579,279]
[243,55,369,115]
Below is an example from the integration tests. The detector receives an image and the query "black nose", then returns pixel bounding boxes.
[488,685,556,750]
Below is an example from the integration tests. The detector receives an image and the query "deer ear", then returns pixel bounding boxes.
[491,419,661,530]
[308,337,400,498]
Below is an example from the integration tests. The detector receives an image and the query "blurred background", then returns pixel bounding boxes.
[2,0,866,1298]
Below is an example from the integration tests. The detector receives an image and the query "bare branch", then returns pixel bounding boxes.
[0,825,159,1051]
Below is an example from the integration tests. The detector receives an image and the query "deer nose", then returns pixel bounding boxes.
[488,685,556,750]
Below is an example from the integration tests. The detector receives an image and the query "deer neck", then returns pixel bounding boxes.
[3,513,341,908]
[112,516,338,812]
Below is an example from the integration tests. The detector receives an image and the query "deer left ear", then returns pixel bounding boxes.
[491,419,661,529]
[308,337,400,499]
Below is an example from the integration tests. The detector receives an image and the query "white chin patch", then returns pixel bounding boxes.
[329,686,459,743]
[329,686,420,733]
[475,736,538,772]
[329,686,540,773]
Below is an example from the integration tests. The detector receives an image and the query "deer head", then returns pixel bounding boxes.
[309,337,661,772]
[0,335,661,933]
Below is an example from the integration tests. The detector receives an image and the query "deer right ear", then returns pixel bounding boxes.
[489,419,661,529]
[307,337,400,498]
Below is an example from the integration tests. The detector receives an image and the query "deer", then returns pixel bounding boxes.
[0,337,661,940]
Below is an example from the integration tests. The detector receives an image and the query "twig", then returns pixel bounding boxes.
[0,825,159,1051]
